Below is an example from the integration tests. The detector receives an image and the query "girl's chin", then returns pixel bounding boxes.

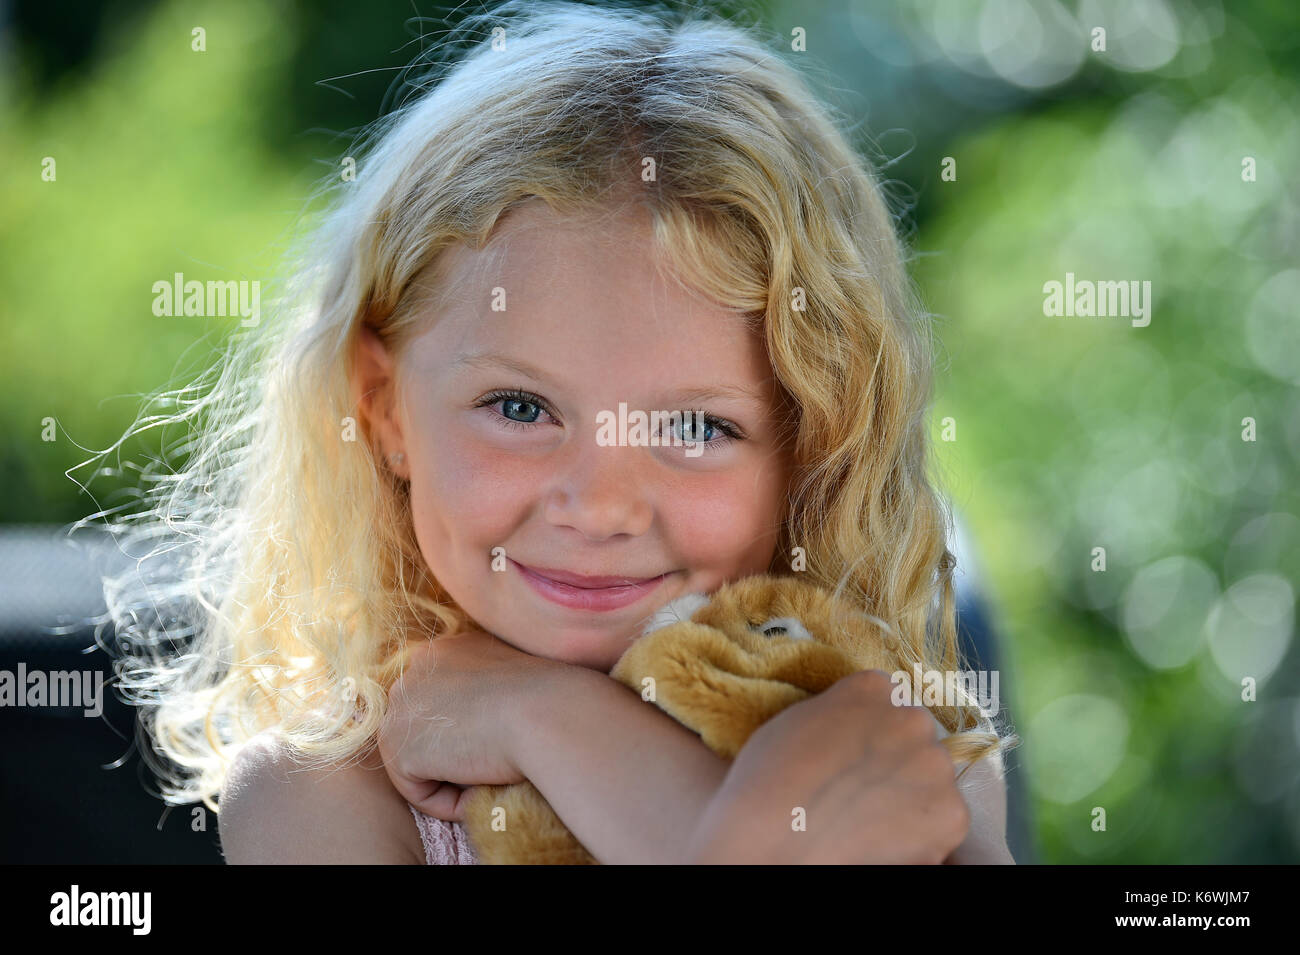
[516,633,634,673]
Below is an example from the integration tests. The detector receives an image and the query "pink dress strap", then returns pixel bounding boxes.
[408,804,479,865]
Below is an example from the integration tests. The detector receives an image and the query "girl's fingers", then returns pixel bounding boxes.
[451,784,482,822]
[408,779,467,822]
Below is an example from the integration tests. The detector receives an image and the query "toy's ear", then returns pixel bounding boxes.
[643,591,711,636]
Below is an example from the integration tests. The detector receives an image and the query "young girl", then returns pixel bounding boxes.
[96,0,1016,864]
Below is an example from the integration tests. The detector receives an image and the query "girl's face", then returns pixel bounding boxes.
[359,199,794,672]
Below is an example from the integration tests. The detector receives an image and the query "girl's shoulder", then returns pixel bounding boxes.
[218,729,426,864]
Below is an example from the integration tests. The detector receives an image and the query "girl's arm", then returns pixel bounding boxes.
[509,666,1012,865]
[945,753,1016,864]
[509,664,731,865]
[219,730,426,864]
[934,716,1016,864]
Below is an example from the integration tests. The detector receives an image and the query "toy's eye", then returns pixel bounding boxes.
[753,616,814,641]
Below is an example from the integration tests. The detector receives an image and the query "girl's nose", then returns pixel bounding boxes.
[541,441,654,541]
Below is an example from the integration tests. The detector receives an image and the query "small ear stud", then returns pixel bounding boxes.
[388,452,405,467]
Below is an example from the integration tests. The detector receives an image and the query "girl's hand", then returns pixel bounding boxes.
[684,670,973,864]
[377,628,559,822]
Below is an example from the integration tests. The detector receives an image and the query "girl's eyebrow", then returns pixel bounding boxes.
[451,351,548,380]
[451,350,768,407]
[670,385,768,407]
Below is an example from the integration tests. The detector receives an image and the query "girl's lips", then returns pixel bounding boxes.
[510,559,672,612]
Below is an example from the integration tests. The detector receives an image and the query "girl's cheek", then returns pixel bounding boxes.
[658,472,771,557]
[435,433,548,536]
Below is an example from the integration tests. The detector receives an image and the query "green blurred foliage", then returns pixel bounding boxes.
[905,19,1300,861]
[1,0,313,521]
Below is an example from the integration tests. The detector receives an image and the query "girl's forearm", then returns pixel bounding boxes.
[508,665,1013,865]
[512,665,729,865]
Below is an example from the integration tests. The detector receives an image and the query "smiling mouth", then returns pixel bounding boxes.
[511,561,668,589]
[508,559,674,612]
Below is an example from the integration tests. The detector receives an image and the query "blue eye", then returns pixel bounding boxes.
[474,389,554,430]
[500,397,541,423]
[669,411,740,446]
[675,414,713,443]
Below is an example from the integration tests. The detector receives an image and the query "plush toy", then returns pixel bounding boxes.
[460,572,997,864]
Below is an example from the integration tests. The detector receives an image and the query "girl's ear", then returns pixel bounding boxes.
[353,324,408,477]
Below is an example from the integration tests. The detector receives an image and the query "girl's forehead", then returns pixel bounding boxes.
[440,199,656,285]
[395,199,784,416]
[401,223,779,413]
[420,202,762,352]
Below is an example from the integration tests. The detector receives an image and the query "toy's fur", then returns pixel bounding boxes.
[461,573,995,864]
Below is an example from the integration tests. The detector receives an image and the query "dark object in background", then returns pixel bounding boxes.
[0,523,1036,864]
[0,525,221,863]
